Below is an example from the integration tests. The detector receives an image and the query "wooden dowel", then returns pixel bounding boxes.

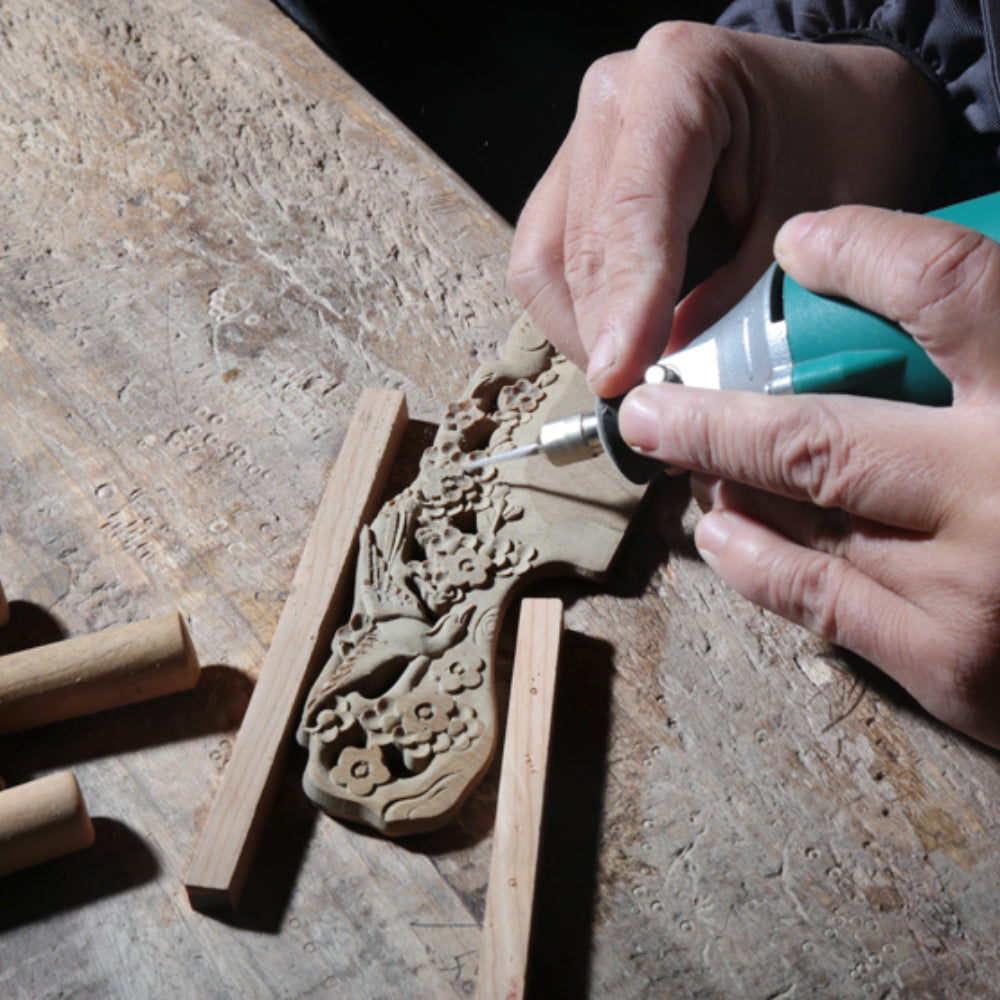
[0,771,96,877]
[185,388,408,911]
[0,612,200,735]
[478,597,564,1000]
[0,579,8,627]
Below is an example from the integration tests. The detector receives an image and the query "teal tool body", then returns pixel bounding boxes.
[466,191,1000,484]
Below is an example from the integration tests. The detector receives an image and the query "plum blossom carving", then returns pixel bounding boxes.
[396,692,455,743]
[331,746,392,797]
[497,378,545,415]
[432,655,485,693]
[300,692,364,745]
[445,704,484,751]
[440,398,495,449]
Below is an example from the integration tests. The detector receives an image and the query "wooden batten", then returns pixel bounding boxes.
[478,597,563,1000]
[185,388,408,911]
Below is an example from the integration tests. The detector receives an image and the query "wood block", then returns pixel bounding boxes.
[297,315,645,835]
[0,771,96,877]
[478,597,563,1000]
[185,388,408,911]
[0,612,200,735]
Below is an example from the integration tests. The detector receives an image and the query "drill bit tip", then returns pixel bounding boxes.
[464,441,540,471]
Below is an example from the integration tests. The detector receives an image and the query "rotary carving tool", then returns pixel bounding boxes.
[468,192,1000,484]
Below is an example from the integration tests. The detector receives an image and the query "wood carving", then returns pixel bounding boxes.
[298,316,645,835]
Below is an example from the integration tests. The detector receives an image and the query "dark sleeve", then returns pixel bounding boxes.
[716,0,1000,204]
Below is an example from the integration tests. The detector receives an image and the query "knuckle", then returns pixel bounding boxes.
[774,401,856,509]
[578,53,624,110]
[562,223,606,292]
[636,20,713,62]
[893,230,1000,328]
[754,544,858,647]
[634,21,738,127]
[598,174,670,254]
[787,554,854,643]
[507,235,556,308]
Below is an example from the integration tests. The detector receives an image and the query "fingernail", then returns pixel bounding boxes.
[587,332,618,383]
[690,474,721,510]
[775,211,821,261]
[695,510,732,560]
[617,389,660,454]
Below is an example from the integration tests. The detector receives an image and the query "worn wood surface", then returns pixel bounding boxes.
[2,2,1000,998]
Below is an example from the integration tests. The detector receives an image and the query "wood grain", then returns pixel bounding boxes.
[0,612,199,735]
[185,388,408,910]
[478,597,563,1000]
[0,771,96,876]
[3,0,1000,996]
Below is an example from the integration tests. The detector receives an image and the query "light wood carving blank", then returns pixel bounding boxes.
[0,771,96,877]
[478,597,563,1000]
[0,612,200,735]
[185,388,408,911]
[298,317,644,835]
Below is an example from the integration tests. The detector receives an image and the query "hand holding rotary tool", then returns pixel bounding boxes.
[471,193,1000,483]
[502,198,1000,751]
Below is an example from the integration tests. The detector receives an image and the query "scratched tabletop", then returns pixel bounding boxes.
[2,3,999,998]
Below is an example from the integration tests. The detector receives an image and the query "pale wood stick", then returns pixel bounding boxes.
[0,579,8,627]
[185,388,408,910]
[478,597,564,1000]
[0,771,96,877]
[0,612,200,735]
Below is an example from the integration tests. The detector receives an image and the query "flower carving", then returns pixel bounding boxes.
[301,693,363,745]
[441,398,495,449]
[396,692,456,744]
[497,379,545,414]
[432,655,485,693]
[478,534,535,576]
[445,704,485,752]
[331,746,392,797]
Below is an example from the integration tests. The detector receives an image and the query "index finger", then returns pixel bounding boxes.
[580,24,745,398]
[618,383,957,532]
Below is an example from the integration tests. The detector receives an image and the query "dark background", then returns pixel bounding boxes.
[275,3,731,223]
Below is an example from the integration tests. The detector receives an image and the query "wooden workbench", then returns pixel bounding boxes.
[2,2,999,997]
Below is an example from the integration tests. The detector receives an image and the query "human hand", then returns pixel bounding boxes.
[508,22,945,398]
[617,204,1000,749]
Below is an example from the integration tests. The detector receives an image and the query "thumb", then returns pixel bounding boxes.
[774,206,1000,400]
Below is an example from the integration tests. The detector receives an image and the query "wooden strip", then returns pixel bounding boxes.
[0,580,8,627]
[478,597,563,1000]
[0,612,200,735]
[185,388,408,910]
[0,771,96,876]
